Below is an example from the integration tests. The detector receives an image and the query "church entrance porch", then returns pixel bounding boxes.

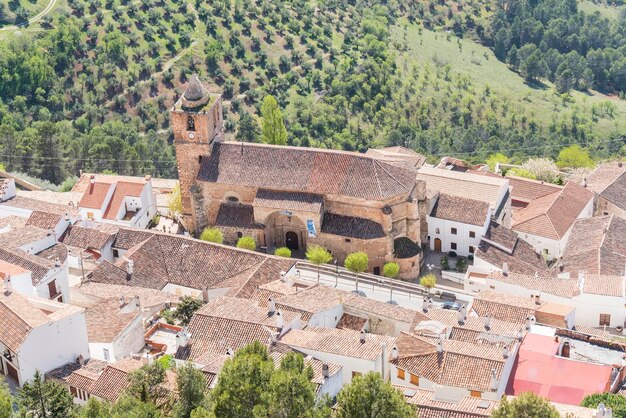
[285,231,299,250]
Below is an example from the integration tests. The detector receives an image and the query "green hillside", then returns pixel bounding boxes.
[0,0,624,185]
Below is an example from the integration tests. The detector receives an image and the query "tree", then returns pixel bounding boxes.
[581,393,626,417]
[335,372,414,418]
[111,395,163,418]
[200,227,223,244]
[77,397,112,418]
[174,296,204,326]
[383,261,400,302]
[260,95,287,145]
[491,393,559,418]
[190,407,212,418]
[168,183,183,215]
[171,363,207,418]
[344,252,368,293]
[236,236,256,251]
[420,273,436,294]
[274,247,292,258]
[0,381,11,418]
[126,362,169,406]
[485,153,509,172]
[521,158,560,183]
[556,145,594,169]
[210,342,274,418]
[236,111,260,142]
[305,245,332,281]
[17,370,75,418]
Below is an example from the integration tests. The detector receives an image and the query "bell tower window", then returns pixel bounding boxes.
[187,116,196,131]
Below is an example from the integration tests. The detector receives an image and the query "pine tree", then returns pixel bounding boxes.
[17,370,74,418]
[171,363,207,418]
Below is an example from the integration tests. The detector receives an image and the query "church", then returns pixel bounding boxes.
[171,76,426,279]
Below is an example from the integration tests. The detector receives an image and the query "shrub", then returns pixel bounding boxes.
[200,227,223,244]
[274,247,291,258]
[440,255,449,270]
[456,258,466,272]
[448,251,457,257]
[236,236,256,251]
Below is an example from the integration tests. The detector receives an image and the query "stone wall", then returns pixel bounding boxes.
[309,233,391,274]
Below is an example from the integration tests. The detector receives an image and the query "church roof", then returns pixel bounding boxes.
[183,74,209,102]
[198,142,416,201]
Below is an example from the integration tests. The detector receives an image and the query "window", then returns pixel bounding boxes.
[604,212,609,215]
[187,115,196,131]
[198,155,203,164]
[397,369,405,380]
[410,374,419,385]
[469,231,475,238]
[70,386,77,397]
[435,228,440,234]
[542,248,549,256]
[451,242,457,250]
[113,249,120,258]
[345,238,351,243]
[87,212,94,220]
[103,348,110,362]
[470,390,481,398]
[469,246,475,254]
[227,196,239,203]
[47,280,58,299]
[237,232,243,239]
[489,285,496,289]
[373,267,380,275]
[451,228,457,235]
[599,314,611,326]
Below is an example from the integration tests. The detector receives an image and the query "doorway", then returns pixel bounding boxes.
[285,231,299,250]
[434,238,442,252]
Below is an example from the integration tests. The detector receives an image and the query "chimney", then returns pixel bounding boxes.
[202,286,209,303]
[535,294,541,305]
[3,275,12,295]
[561,341,570,358]
[436,340,443,354]
[489,369,498,391]
[457,309,465,325]
[422,297,429,313]
[275,310,284,329]
[89,175,95,194]
[268,297,276,315]
[359,330,366,344]
[126,260,134,281]
[226,347,234,357]
[597,404,613,418]
[322,363,330,379]
[525,315,535,330]
[428,298,433,310]
[502,262,509,276]
[176,329,190,348]
[484,315,491,331]
[502,347,509,359]
[381,342,387,378]
[280,271,287,282]
[54,257,61,267]
[391,346,398,360]
[119,296,126,308]
[76,354,86,366]
[619,161,623,168]
[144,175,151,181]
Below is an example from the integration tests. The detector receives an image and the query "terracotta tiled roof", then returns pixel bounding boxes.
[76,282,178,309]
[397,385,498,417]
[36,243,69,264]
[476,223,550,276]
[394,237,421,259]
[392,333,506,392]
[78,183,112,209]
[103,182,145,220]
[0,246,56,284]
[196,296,300,326]
[365,147,426,170]
[0,215,27,229]
[46,359,107,392]
[430,194,490,226]
[471,290,541,324]
[343,293,420,324]
[0,225,53,249]
[507,176,562,204]
[60,225,115,250]
[336,313,368,331]
[582,274,624,297]
[215,203,262,229]
[26,211,63,229]
[512,181,593,240]
[416,167,508,209]
[280,327,396,361]
[599,174,626,209]
[85,299,140,343]
[321,212,385,239]
[562,215,626,276]
[253,189,323,213]
[89,358,144,401]
[1,195,77,215]
[274,284,342,314]
[585,162,626,193]
[482,272,580,299]
[198,142,417,201]
[112,228,154,250]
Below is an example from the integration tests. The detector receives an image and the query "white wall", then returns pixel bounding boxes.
[18,310,90,385]
[428,213,490,257]
[288,348,382,384]
[318,368,343,400]
[307,304,343,328]
[35,265,71,304]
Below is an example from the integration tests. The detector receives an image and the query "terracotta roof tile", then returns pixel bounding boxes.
[582,274,624,297]
[89,358,144,401]
[585,162,626,195]
[482,272,580,299]
[60,225,115,250]
[507,176,562,204]
[321,212,385,239]
[26,211,63,229]
[365,147,426,170]
[85,299,140,343]
[336,313,368,331]
[471,291,540,324]
[112,228,154,250]
[198,142,416,201]
[1,195,77,215]
[36,243,69,264]
[215,203,262,229]
[103,182,145,220]
[430,194,490,226]
[394,237,421,259]
[398,384,497,417]
[512,181,593,240]
[78,183,112,209]
[0,246,56,284]
[253,189,323,213]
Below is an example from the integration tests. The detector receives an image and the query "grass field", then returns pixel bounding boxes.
[578,0,625,20]
[392,22,626,137]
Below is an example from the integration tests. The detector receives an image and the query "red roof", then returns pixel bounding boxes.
[507,333,613,405]
[79,183,112,209]
[103,182,145,220]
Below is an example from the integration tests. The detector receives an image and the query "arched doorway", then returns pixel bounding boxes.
[285,231,299,250]
[434,238,442,252]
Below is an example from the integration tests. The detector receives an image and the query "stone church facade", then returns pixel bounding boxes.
[171,76,425,279]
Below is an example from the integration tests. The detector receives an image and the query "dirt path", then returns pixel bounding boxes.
[0,0,59,39]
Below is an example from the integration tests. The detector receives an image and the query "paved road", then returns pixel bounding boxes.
[291,263,474,311]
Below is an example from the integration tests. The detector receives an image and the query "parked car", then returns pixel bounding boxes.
[442,301,461,311]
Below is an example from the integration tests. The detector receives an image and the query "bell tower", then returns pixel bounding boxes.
[171,75,224,229]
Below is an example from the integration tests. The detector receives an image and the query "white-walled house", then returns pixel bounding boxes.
[466,269,626,329]
[0,290,89,386]
[280,327,396,384]
[427,193,491,257]
[512,181,593,260]
[77,175,157,229]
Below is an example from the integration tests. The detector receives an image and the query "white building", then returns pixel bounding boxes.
[0,289,89,386]
[427,193,491,257]
[77,175,157,229]
[512,181,593,260]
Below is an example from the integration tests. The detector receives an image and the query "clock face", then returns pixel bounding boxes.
[188,132,195,139]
